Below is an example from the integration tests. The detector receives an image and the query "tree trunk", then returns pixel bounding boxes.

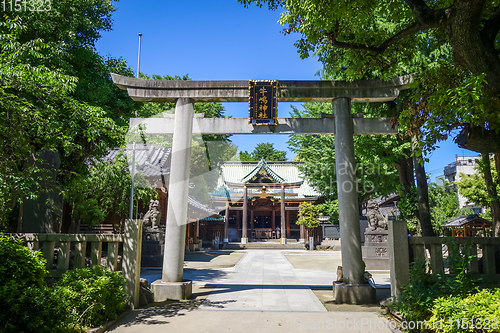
[481,153,500,237]
[396,155,415,197]
[413,154,435,236]
[447,0,500,97]
[494,153,500,190]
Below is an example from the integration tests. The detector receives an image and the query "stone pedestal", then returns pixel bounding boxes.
[362,228,390,270]
[151,279,192,301]
[333,281,376,304]
[141,228,165,267]
[241,237,248,244]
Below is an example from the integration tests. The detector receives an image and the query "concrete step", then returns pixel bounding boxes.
[225,242,305,250]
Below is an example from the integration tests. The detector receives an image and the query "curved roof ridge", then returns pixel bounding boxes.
[239,159,286,184]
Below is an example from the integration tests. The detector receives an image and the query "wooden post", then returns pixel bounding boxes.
[280,184,286,244]
[242,185,248,243]
[237,210,241,237]
[74,241,87,269]
[388,220,410,299]
[42,241,55,270]
[57,241,71,272]
[123,219,143,309]
[90,241,102,267]
[250,209,254,239]
[272,209,275,230]
[107,241,119,271]
[430,244,444,274]
[195,219,200,243]
[224,203,229,242]
[286,210,290,238]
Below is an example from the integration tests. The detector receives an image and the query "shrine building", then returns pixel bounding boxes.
[207,159,320,242]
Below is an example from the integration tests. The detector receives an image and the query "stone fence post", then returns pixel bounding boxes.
[388,220,410,299]
[122,219,143,309]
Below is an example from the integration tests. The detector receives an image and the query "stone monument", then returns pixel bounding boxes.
[362,200,390,270]
[141,200,165,267]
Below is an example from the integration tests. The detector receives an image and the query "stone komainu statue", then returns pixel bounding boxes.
[143,199,160,229]
[366,200,388,230]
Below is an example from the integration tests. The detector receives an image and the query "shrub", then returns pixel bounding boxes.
[0,233,68,333]
[0,233,47,288]
[395,247,479,324]
[428,288,500,333]
[53,266,128,329]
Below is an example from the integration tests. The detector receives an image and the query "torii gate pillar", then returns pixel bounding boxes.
[333,98,376,304]
[151,98,194,301]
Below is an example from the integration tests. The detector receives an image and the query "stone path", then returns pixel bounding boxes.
[198,250,326,312]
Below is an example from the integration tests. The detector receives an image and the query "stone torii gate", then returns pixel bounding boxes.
[112,74,408,303]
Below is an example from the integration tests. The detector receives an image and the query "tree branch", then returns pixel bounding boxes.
[403,0,451,25]
[326,21,421,54]
[483,4,500,42]
[324,0,450,55]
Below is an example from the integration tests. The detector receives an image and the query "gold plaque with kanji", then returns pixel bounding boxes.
[249,80,278,125]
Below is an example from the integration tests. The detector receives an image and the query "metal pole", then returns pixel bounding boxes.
[129,142,136,219]
[129,33,142,219]
[136,33,142,78]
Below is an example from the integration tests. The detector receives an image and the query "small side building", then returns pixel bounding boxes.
[442,214,492,237]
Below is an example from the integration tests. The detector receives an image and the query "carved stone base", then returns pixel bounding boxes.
[333,281,376,304]
[151,279,192,301]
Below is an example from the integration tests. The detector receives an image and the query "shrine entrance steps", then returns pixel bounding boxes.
[225,239,304,250]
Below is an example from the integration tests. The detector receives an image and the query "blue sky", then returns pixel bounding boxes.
[95,0,477,182]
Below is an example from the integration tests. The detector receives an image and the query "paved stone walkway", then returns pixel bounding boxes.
[198,250,326,312]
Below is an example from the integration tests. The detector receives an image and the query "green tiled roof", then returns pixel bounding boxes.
[211,160,320,200]
[240,159,285,184]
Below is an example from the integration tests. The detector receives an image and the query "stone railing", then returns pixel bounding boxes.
[388,220,500,298]
[409,236,500,279]
[14,219,143,309]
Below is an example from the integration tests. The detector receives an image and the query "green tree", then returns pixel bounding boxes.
[63,152,157,226]
[287,102,403,210]
[239,0,500,153]
[133,73,237,204]
[0,17,125,229]
[239,142,287,161]
[297,202,320,229]
[317,199,339,224]
[428,182,473,235]
[456,155,500,235]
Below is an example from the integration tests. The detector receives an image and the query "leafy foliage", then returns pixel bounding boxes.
[456,156,500,209]
[317,200,339,224]
[0,3,131,227]
[239,142,287,161]
[297,202,320,228]
[429,182,474,235]
[396,244,480,324]
[134,73,237,204]
[239,0,500,156]
[0,234,47,288]
[0,234,67,333]
[288,102,403,205]
[53,266,128,330]
[63,152,157,225]
[428,288,500,333]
